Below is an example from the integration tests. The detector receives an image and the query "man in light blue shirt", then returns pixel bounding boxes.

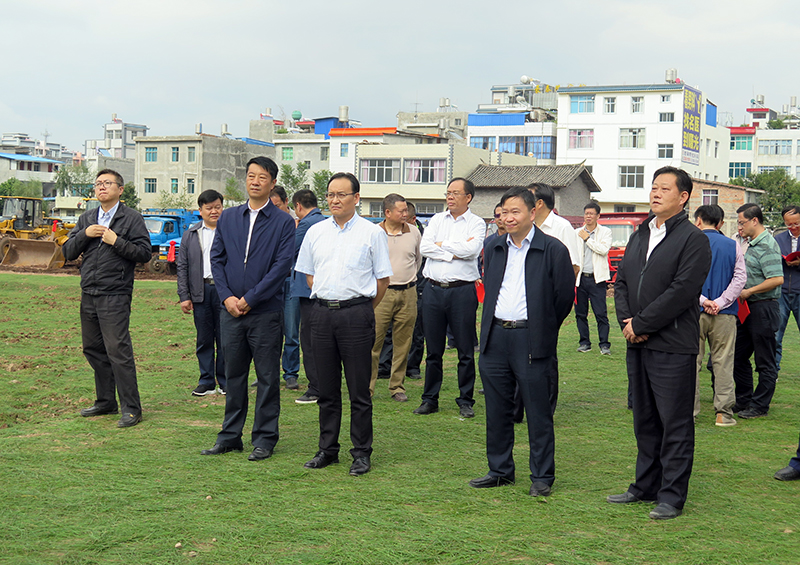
[295,172,392,477]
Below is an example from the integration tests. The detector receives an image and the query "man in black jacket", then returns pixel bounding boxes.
[63,169,152,428]
[177,190,226,396]
[469,187,574,496]
[608,166,711,519]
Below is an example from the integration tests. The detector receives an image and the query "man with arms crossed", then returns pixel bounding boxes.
[64,169,152,428]
[575,201,613,355]
[609,166,711,520]
[296,172,392,476]
[200,157,295,461]
[471,187,574,496]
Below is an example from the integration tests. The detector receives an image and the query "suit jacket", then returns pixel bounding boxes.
[480,227,575,359]
[176,221,205,304]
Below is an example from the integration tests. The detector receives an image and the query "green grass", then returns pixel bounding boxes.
[0,272,798,564]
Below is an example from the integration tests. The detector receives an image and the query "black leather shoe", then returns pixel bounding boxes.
[459,405,475,418]
[469,474,514,488]
[529,481,552,497]
[80,405,119,417]
[649,502,682,520]
[201,443,243,456]
[248,447,273,461]
[412,402,438,415]
[349,456,371,476]
[606,491,656,504]
[774,466,800,481]
[117,413,142,428]
[304,451,339,469]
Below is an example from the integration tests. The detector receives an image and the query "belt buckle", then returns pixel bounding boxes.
[502,320,516,329]
[440,281,451,288]
[328,300,341,310]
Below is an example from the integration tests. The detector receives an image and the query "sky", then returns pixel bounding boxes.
[2,0,798,152]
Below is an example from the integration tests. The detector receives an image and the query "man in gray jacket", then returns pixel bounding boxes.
[177,190,226,396]
[63,169,152,428]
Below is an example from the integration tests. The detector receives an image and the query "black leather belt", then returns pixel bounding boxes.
[493,318,528,329]
[316,296,371,310]
[581,273,594,278]
[204,278,215,285]
[429,279,473,289]
[388,281,416,290]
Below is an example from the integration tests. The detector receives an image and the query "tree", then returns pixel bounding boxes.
[121,182,140,211]
[312,169,332,211]
[767,118,786,130]
[54,164,94,198]
[224,177,245,207]
[279,163,310,196]
[0,178,42,198]
[153,188,196,210]
[730,168,800,227]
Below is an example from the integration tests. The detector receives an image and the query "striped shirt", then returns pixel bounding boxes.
[744,229,783,302]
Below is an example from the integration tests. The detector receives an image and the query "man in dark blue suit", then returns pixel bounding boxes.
[470,186,574,496]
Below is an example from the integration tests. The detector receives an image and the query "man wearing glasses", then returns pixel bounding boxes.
[63,169,152,428]
[295,172,392,476]
[733,203,783,419]
[413,178,485,418]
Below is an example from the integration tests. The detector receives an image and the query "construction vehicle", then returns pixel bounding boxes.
[0,196,71,269]
[142,208,201,273]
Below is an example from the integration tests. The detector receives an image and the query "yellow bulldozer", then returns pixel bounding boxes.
[0,196,72,269]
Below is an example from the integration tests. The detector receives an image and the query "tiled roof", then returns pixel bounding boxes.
[467,164,601,192]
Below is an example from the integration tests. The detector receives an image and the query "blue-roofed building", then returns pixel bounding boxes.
[0,152,62,184]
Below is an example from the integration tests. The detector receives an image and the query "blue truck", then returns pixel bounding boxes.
[142,208,200,274]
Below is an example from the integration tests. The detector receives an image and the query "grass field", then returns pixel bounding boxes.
[0,272,798,565]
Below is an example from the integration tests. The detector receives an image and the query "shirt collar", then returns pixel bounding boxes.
[99,202,120,221]
[445,208,471,222]
[331,212,360,231]
[750,230,769,246]
[379,219,410,235]
[505,225,535,250]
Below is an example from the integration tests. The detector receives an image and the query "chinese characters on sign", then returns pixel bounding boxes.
[682,85,702,166]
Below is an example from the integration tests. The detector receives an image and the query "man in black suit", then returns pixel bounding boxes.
[469,186,574,496]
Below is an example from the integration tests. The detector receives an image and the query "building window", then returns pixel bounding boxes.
[498,136,556,159]
[304,160,312,169]
[415,203,444,214]
[145,147,157,162]
[615,205,636,213]
[340,143,349,157]
[171,147,179,162]
[33,163,40,172]
[659,112,675,123]
[604,97,616,114]
[758,140,792,155]
[758,165,791,174]
[405,159,446,183]
[145,178,157,193]
[470,136,496,151]
[661,95,671,103]
[619,166,645,189]
[188,146,196,162]
[360,159,400,183]
[619,128,645,149]
[171,178,179,194]
[568,129,594,149]
[729,162,751,178]
[631,96,644,113]
[369,202,383,216]
[730,136,753,151]
[454,118,462,126]
[714,141,719,158]
[658,143,674,159]
[570,95,595,113]
[702,189,718,205]
[320,146,329,161]
[282,147,294,160]
[187,178,195,194]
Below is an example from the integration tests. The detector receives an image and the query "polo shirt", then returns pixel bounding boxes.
[744,229,783,302]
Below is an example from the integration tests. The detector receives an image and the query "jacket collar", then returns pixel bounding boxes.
[641,209,688,235]
[489,225,542,252]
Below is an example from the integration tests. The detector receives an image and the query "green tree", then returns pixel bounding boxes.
[730,168,800,227]
[121,182,140,211]
[279,162,310,196]
[224,177,245,207]
[0,178,24,196]
[54,164,94,198]
[312,169,332,211]
[767,118,786,130]
[0,178,43,198]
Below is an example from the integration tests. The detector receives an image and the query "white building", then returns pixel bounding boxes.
[556,80,729,212]
[328,127,398,175]
[85,114,148,160]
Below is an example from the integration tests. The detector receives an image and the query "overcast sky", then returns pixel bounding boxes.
[2,0,797,152]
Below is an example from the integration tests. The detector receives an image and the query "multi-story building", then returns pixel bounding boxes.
[328,127,398,175]
[556,74,729,212]
[0,153,61,185]
[687,178,763,237]
[467,113,557,165]
[85,115,148,160]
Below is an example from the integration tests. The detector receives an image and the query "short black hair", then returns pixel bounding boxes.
[494,202,503,211]
[449,177,475,198]
[737,203,763,223]
[584,201,601,214]
[292,189,317,209]
[406,201,416,216]
[270,185,288,203]
[328,172,360,194]
[500,186,537,211]
[653,166,693,202]
[246,156,278,180]
[782,205,800,218]
[382,193,406,215]
[197,189,223,207]
[712,204,726,224]
[528,183,555,210]
[96,168,123,186]
[694,204,722,226]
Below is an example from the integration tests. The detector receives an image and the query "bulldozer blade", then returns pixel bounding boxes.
[0,239,65,269]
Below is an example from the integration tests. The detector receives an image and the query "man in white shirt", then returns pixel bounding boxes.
[177,190,226,396]
[413,178,485,419]
[296,172,392,476]
[575,201,613,355]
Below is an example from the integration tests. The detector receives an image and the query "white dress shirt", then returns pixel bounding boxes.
[539,211,580,267]
[647,216,667,260]
[200,225,216,279]
[421,208,485,282]
[244,199,269,264]
[494,227,535,321]
[97,202,119,228]
[295,213,393,300]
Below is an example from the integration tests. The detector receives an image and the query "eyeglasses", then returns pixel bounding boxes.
[786,222,800,229]
[94,180,119,188]
[444,191,465,197]
[326,192,355,201]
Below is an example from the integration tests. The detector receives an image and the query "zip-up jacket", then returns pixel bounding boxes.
[775,230,800,294]
[614,210,711,355]
[176,221,205,303]
[63,204,152,295]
